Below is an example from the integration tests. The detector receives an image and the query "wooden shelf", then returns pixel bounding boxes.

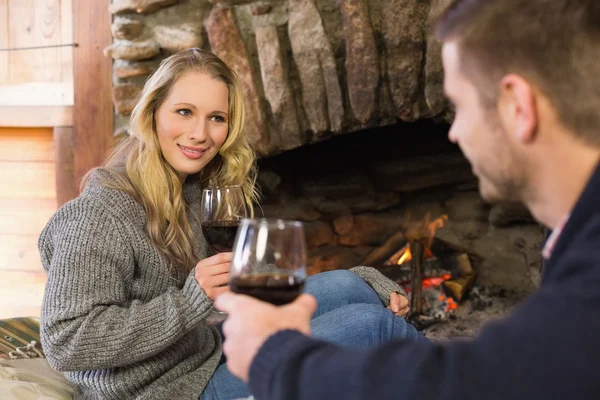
[0,105,73,127]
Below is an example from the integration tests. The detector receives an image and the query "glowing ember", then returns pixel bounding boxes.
[422,274,452,288]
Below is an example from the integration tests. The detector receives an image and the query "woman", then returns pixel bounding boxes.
[39,48,423,400]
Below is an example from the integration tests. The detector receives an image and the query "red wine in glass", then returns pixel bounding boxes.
[200,186,247,253]
[201,220,239,253]
[229,219,308,305]
[230,273,306,306]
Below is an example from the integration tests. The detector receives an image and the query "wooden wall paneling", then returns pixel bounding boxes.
[0,127,56,276]
[0,0,8,84]
[72,0,113,190]
[60,0,73,86]
[7,0,62,84]
[54,126,77,206]
[0,127,54,161]
[0,105,73,126]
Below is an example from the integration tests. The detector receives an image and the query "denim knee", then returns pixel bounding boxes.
[305,270,382,317]
[311,303,425,347]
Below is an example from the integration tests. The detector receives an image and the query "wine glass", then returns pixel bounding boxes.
[200,185,247,253]
[229,219,307,305]
[200,186,247,320]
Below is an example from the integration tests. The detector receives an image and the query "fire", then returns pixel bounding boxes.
[422,274,451,288]
[438,293,459,312]
[397,247,412,265]
[395,213,448,266]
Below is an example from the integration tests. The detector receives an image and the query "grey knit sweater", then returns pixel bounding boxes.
[38,170,405,400]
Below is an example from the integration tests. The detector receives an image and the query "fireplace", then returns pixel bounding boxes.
[257,120,545,331]
[106,0,546,336]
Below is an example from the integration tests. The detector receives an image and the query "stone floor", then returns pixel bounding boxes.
[422,284,533,341]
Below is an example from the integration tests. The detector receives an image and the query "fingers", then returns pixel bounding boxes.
[389,292,410,316]
[198,262,230,277]
[196,252,233,268]
[216,292,270,314]
[283,294,317,319]
[397,305,410,317]
[389,292,400,313]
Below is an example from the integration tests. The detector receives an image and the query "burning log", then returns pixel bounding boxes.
[443,273,476,302]
[376,261,451,283]
[361,230,406,266]
[410,240,425,316]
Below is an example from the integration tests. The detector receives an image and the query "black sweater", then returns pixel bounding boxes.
[249,163,600,400]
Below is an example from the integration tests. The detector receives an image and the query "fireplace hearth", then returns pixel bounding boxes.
[257,120,545,334]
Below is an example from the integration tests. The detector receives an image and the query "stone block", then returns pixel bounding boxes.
[206,5,271,156]
[382,0,429,121]
[111,18,145,40]
[308,246,366,274]
[340,0,379,124]
[112,84,143,115]
[304,221,337,249]
[288,0,344,135]
[104,39,161,61]
[113,59,160,79]
[255,25,302,150]
[336,212,404,246]
[153,24,203,53]
[110,0,179,15]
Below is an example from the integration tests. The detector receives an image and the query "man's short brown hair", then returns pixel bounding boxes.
[435,0,600,146]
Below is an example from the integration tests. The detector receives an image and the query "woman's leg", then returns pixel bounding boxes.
[311,303,426,347]
[200,362,250,400]
[304,270,383,317]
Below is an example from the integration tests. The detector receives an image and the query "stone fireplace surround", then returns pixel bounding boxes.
[107,0,545,335]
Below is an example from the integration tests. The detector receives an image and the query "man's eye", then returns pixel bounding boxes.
[177,109,192,117]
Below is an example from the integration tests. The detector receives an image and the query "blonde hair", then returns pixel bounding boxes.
[83,48,259,271]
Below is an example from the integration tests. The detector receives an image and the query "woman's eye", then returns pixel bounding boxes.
[211,115,226,123]
[177,109,192,117]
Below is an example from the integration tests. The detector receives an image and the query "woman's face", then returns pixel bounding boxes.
[155,71,230,182]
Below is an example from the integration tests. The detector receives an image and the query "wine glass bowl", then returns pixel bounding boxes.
[200,186,247,253]
[230,219,307,305]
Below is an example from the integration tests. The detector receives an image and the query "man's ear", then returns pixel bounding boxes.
[497,74,538,144]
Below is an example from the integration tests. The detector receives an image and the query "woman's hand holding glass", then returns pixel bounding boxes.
[194,252,232,300]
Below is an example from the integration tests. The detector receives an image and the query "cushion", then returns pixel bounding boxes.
[0,318,44,359]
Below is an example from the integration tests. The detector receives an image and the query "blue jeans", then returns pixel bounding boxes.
[200,270,425,400]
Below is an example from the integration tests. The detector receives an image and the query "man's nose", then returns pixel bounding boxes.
[448,124,458,144]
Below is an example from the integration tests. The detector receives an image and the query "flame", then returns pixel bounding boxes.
[397,247,412,265]
[395,213,448,266]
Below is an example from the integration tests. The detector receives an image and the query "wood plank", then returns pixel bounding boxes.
[0,234,44,272]
[0,161,55,199]
[0,270,46,319]
[7,0,35,84]
[0,127,54,162]
[0,199,56,236]
[54,126,78,206]
[60,0,73,85]
[0,0,8,85]
[7,0,62,84]
[72,0,113,186]
[0,105,73,127]
[0,82,73,106]
[34,0,62,83]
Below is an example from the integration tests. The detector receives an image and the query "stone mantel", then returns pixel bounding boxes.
[107,0,453,156]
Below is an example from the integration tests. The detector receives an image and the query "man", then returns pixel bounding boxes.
[215,0,600,398]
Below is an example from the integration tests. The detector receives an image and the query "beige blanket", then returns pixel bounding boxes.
[0,358,75,400]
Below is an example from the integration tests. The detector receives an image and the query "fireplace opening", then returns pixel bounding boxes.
[256,120,545,336]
